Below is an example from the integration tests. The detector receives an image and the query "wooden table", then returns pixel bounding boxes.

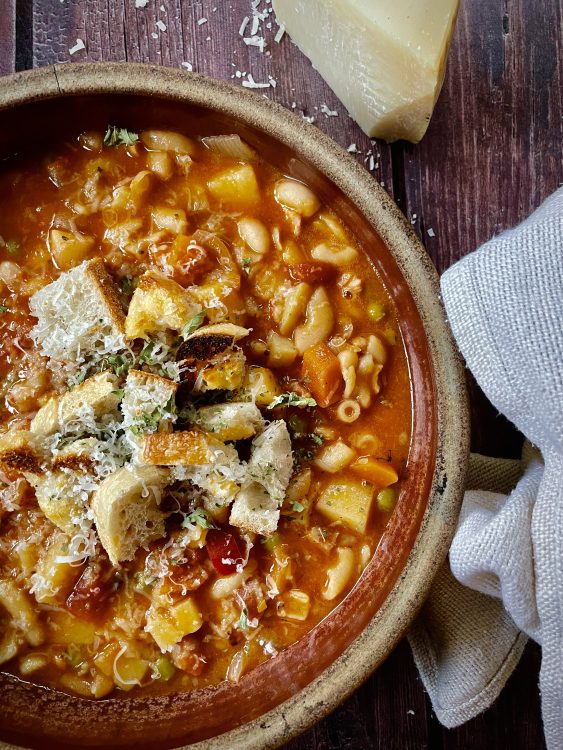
[3,1,561,747]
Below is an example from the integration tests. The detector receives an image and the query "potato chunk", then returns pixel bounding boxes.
[145,597,203,652]
[315,479,375,534]
[207,164,260,208]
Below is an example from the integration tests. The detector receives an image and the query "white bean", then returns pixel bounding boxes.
[274,179,320,217]
[311,242,358,267]
[237,217,270,256]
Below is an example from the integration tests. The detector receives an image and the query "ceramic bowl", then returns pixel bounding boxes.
[0,62,469,750]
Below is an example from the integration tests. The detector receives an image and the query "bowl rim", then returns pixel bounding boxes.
[0,62,470,750]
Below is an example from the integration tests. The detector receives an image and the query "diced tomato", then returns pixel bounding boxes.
[66,554,119,620]
[205,528,245,575]
[288,262,336,284]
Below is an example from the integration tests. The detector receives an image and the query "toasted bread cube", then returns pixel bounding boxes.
[31,472,89,535]
[0,430,43,475]
[229,421,293,536]
[121,370,177,433]
[207,164,260,208]
[91,466,169,565]
[125,270,200,339]
[30,372,119,438]
[145,597,203,652]
[200,350,246,391]
[51,437,98,472]
[29,258,125,364]
[242,367,280,407]
[194,402,264,442]
[229,483,278,536]
[49,229,95,270]
[142,431,228,466]
[315,479,375,534]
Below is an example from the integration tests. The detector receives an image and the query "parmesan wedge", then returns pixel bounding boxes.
[272,0,459,143]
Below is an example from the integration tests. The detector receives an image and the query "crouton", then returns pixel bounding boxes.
[121,370,177,434]
[30,372,119,438]
[125,270,200,339]
[229,482,279,537]
[142,431,231,466]
[197,350,246,392]
[229,420,293,536]
[176,323,250,362]
[0,430,44,475]
[51,437,98,472]
[193,402,264,442]
[29,258,126,364]
[91,465,169,565]
[30,472,86,534]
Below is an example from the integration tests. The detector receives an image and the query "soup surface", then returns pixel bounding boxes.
[0,127,411,698]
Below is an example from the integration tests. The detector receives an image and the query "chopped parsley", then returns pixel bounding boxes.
[138,341,156,364]
[5,240,20,256]
[112,388,125,399]
[100,353,133,377]
[181,309,206,339]
[103,125,139,148]
[238,606,249,630]
[290,500,305,513]
[241,258,252,273]
[267,393,317,410]
[0,305,8,313]
[183,506,216,529]
[120,276,138,296]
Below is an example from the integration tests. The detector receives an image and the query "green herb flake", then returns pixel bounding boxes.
[100,353,133,377]
[238,606,249,630]
[267,392,317,410]
[112,389,125,399]
[0,305,8,313]
[103,125,139,148]
[181,309,206,339]
[241,258,252,273]
[183,506,216,530]
[138,341,156,364]
[290,500,305,513]
[5,240,20,256]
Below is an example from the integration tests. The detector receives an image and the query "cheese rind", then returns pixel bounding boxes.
[272,0,459,143]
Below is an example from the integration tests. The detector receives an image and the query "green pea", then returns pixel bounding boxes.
[377,487,397,513]
[367,302,386,322]
[155,655,176,681]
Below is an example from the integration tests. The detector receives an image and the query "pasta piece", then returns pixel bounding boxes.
[293,286,334,353]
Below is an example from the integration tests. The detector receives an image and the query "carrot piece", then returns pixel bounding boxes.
[301,342,342,408]
[350,457,398,487]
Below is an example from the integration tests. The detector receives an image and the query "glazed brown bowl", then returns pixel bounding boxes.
[0,63,469,750]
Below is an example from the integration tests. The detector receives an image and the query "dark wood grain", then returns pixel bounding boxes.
[1,1,561,748]
[0,0,15,75]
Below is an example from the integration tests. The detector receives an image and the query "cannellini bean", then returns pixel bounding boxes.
[293,286,334,354]
[238,217,270,256]
[311,242,358,267]
[274,178,320,218]
[141,129,197,155]
[209,573,244,600]
[19,653,48,675]
[323,547,355,601]
[336,399,361,423]
[0,630,20,666]
[314,440,356,473]
[359,544,372,570]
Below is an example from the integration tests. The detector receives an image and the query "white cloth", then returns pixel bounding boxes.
[408,187,563,749]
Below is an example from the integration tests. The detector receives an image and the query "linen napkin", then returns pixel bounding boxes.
[407,186,563,749]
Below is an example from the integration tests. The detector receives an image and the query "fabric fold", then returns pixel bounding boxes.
[408,186,563,747]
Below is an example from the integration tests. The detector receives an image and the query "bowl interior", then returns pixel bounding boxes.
[0,78,443,750]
